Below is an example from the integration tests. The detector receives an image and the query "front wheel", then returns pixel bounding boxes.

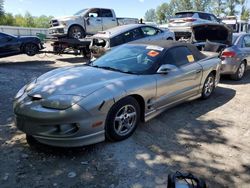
[105,97,140,141]
[24,43,39,56]
[68,26,85,39]
[201,73,215,99]
[231,62,246,81]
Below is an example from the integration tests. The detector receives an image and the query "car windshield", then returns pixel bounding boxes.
[74,9,88,16]
[92,44,164,74]
[175,12,194,18]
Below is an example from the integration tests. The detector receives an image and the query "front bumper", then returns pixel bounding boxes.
[13,93,106,147]
[48,26,68,37]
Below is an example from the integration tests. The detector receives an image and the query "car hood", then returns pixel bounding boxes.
[27,66,130,99]
[55,15,80,22]
[191,23,233,45]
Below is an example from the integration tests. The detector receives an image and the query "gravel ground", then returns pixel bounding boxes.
[0,52,250,188]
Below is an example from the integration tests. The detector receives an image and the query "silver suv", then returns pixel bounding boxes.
[168,11,220,40]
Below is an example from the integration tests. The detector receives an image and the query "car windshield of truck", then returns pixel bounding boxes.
[74,9,88,16]
[91,44,163,74]
[175,12,194,18]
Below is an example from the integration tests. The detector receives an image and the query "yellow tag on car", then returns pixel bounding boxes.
[187,55,194,63]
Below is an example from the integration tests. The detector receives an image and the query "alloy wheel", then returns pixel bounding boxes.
[114,105,137,136]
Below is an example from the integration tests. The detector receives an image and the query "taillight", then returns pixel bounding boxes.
[221,51,236,59]
[183,18,197,22]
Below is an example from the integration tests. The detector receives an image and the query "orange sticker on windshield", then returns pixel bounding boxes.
[147,50,160,57]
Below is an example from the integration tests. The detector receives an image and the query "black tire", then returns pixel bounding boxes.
[201,73,215,99]
[230,62,246,81]
[105,96,140,141]
[167,37,173,40]
[24,43,39,56]
[68,25,86,39]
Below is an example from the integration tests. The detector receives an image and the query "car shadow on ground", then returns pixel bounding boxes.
[220,69,250,85]
[56,56,89,64]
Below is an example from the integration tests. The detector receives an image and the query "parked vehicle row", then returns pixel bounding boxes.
[13,40,221,147]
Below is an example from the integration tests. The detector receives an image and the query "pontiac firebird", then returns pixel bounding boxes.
[14,41,221,147]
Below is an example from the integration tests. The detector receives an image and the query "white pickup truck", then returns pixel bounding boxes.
[49,8,139,39]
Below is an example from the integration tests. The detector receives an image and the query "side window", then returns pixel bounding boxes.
[0,34,10,43]
[101,9,113,17]
[110,34,125,47]
[243,36,250,48]
[131,28,143,40]
[141,26,159,36]
[210,15,218,22]
[88,9,100,17]
[199,13,211,21]
[163,47,195,67]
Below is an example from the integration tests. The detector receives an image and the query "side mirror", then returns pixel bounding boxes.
[157,64,177,74]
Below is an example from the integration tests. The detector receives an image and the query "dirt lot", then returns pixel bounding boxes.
[0,52,250,188]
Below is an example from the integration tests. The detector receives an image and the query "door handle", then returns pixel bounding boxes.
[196,69,202,74]
[96,19,101,21]
[112,19,116,21]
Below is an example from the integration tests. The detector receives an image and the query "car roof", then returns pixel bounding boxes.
[129,40,190,49]
[128,40,206,60]
[93,24,159,38]
[175,10,213,14]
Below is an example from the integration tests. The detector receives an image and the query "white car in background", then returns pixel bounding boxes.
[168,11,220,40]
[89,24,175,58]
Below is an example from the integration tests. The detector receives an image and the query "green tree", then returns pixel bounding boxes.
[156,3,173,23]
[0,0,4,16]
[226,0,239,16]
[239,0,250,20]
[34,15,53,28]
[24,11,35,27]
[144,9,156,22]
[193,0,211,11]
[212,0,226,16]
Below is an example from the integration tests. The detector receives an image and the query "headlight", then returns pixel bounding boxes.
[41,95,83,110]
[14,79,37,99]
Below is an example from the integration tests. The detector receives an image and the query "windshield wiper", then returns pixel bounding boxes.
[91,65,135,74]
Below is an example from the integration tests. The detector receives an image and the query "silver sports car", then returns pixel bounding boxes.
[14,41,221,147]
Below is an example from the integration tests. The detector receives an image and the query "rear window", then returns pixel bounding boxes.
[175,12,194,18]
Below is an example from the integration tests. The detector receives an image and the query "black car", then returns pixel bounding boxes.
[0,32,44,58]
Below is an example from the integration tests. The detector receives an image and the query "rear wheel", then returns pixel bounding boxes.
[231,62,246,81]
[68,25,86,39]
[105,97,140,141]
[201,73,215,99]
[24,43,39,56]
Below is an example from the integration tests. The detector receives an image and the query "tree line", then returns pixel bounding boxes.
[0,0,53,28]
[144,0,250,23]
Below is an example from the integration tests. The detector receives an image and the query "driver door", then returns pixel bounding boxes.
[85,8,103,35]
[154,46,203,110]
